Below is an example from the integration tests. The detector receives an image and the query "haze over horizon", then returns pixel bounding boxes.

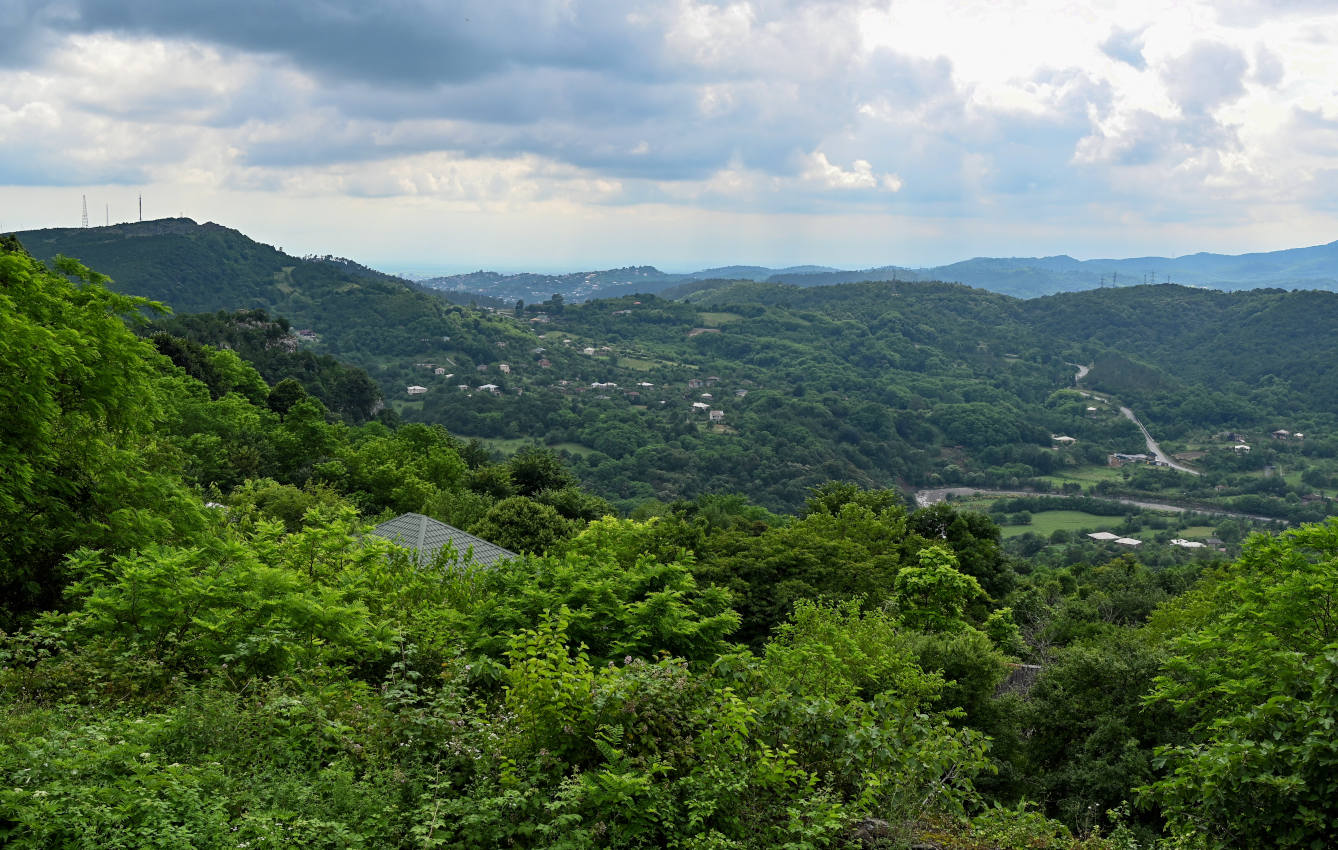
[5,1,1338,272]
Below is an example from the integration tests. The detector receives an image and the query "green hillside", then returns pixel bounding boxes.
[7,233,1338,848]
[17,220,1338,522]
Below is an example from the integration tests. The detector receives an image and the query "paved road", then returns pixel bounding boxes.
[1118,406,1201,475]
[913,487,1285,525]
[1070,360,1199,476]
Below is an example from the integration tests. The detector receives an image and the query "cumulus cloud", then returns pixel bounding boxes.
[1100,26,1148,70]
[801,152,901,191]
[1252,44,1285,85]
[1160,41,1249,114]
[4,0,1338,259]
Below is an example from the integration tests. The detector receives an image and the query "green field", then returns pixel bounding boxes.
[1037,465,1124,489]
[618,356,658,371]
[1178,525,1215,539]
[1000,510,1125,538]
[697,311,743,326]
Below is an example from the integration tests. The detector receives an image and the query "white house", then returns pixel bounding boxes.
[406,385,427,395]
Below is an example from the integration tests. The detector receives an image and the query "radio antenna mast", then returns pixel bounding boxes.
[81,195,89,228]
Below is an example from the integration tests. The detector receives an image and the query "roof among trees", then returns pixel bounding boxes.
[370,512,517,569]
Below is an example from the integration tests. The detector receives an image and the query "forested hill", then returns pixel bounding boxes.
[12,218,462,358]
[12,232,1338,847]
[16,219,1338,518]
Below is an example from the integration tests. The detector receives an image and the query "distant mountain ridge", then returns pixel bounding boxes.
[422,241,1338,302]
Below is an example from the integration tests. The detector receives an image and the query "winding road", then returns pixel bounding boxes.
[910,363,1283,523]
[1070,361,1199,476]
[1118,406,1200,475]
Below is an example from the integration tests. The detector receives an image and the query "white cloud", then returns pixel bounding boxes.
[801,151,901,191]
[4,0,1338,267]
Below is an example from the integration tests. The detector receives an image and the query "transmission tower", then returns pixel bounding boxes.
[139,195,143,222]
[81,195,89,228]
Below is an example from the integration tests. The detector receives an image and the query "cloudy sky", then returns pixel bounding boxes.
[4,0,1338,272]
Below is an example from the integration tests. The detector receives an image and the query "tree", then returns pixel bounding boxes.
[469,496,573,554]
[266,377,308,419]
[0,244,206,624]
[894,545,985,633]
[506,446,574,497]
[1144,519,1338,848]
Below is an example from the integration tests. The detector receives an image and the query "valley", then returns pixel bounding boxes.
[5,222,1338,849]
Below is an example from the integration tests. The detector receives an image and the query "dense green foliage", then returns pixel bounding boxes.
[5,231,1338,848]
[20,219,1338,524]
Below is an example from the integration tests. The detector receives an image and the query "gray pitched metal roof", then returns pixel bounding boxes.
[370,513,517,569]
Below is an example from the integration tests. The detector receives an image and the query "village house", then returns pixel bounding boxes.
[406,385,427,396]
[538,358,552,368]
[691,402,710,411]
[583,347,597,355]
[477,383,501,394]
[476,364,488,372]
[1051,435,1077,445]
[735,389,748,397]
[687,379,703,389]
[709,410,725,423]
[498,364,511,374]
[434,367,447,375]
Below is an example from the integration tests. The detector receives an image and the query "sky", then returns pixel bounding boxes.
[4,0,1338,273]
